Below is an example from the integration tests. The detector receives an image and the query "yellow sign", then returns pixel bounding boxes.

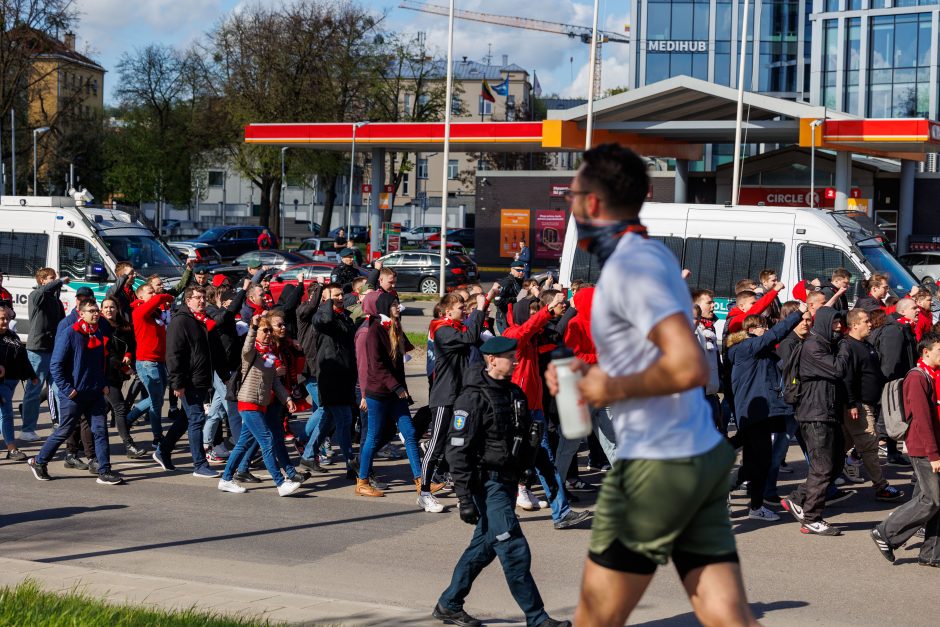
[379,193,390,210]
[500,209,530,258]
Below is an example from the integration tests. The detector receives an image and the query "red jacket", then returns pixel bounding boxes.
[903,364,940,462]
[257,233,272,250]
[914,306,933,341]
[131,293,174,362]
[725,289,780,334]
[564,287,597,364]
[503,307,552,410]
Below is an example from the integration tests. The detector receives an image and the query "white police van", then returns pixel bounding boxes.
[559,202,918,319]
[1,190,184,334]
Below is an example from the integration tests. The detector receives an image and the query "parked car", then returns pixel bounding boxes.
[295,237,340,263]
[374,249,477,294]
[400,225,440,247]
[160,219,182,237]
[427,228,475,249]
[182,225,267,261]
[328,225,369,243]
[167,241,223,267]
[900,252,940,281]
[267,262,369,302]
[209,250,310,285]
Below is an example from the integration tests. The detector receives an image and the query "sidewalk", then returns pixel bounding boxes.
[0,557,436,626]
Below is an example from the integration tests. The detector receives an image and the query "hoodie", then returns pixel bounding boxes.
[502,306,552,410]
[795,306,851,423]
[564,288,597,364]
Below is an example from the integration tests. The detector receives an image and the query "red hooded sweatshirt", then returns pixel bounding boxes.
[502,306,552,410]
[131,293,175,362]
[725,289,780,334]
[914,305,933,341]
[564,287,597,364]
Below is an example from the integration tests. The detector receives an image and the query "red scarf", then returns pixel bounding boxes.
[246,300,266,319]
[193,311,217,333]
[255,340,283,371]
[699,317,716,331]
[917,359,940,417]
[73,320,105,350]
[262,291,275,309]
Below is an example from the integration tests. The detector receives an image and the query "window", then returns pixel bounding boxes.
[381,254,403,266]
[799,244,864,300]
[571,236,683,286]
[451,95,461,115]
[868,13,932,117]
[478,96,493,115]
[402,173,409,196]
[101,234,181,278]
[684,239,785,299]
[448,160,458,180]
[0,232,48,277]
[58,235,106,281]
[401,253,425,266]
[417,159,428,179]
[403,93,412,118]
[208,171,225,187]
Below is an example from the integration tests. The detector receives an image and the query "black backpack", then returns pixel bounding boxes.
[781,341,804,406]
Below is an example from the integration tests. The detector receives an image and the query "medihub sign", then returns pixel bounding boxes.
[739,187,862,208]
[647,40,708,53]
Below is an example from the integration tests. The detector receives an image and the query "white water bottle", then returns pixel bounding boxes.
[552,355,591,440]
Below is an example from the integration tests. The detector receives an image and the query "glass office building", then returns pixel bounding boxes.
[629,0,813,99]
[811,1,939,119]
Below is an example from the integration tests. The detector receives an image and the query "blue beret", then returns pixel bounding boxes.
[481,336,517,355]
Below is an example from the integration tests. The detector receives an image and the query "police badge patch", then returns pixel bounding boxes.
[453,410,468,430]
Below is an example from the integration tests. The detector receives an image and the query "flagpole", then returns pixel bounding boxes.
[731,0,750,207]
[585,0,600,150]
[439,0,455,297]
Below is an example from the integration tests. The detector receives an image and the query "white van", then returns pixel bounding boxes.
[1,194,184,334]
[559,203,918,320]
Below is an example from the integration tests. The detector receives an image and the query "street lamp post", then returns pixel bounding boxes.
[439,0,456,296]
[809,118,824,210]
[32,126,50,196]
[281,146,288,242]
[347,122,369,232]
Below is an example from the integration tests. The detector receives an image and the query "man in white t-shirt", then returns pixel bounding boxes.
[548,144,758,627]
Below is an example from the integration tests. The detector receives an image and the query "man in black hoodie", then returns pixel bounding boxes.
[493,261,524,334]
[819,268,851,313]
[781,306,852,536]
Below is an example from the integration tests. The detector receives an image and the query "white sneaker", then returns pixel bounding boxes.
[538,498,549,509]
[516,486,538,511]
[418,492,444,513]
[843,461,865,484]
[277,480,301,497]
[748,506,780,522]
[18,431,40,442]
[218,479,246,494]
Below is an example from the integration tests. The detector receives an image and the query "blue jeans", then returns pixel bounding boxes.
[360,396,422,480]
[128,361,167,444]
[160,388,209,471]
[36,394,111,475]
[0,379,17,445]
[205,373,239,446]
[439,476,548,626]
[301,379,324,460]
[22,350,51,432]
[306,405,355,464]
[531,410,571,523]
[223,409,288,487]
[765,415,797,499]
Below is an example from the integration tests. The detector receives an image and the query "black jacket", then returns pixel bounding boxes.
[854,294,885,313]
[26,279,65,351]
[103,322,134,387]
[820,281,849,312]
[313,301,358,406]
[796,306,851,423]
[207,290,247,376]
[843,335,885,406]
[494,274,522,315]
[331,262,361,291]
[105,273,136,326]
[445,366,533,501]
[296,284,325,378]
[166,303,219,391]
[0,330,36,381]
[871,315,918,381]
[775,331,804,415]
[276,281,305,339]
[429,310,485,408]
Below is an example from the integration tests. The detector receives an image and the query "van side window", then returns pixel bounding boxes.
[0,232,49,277]
[684,239,785,299]
[59,235,106,280]
[799,244,863,299]
[570,236,683,286]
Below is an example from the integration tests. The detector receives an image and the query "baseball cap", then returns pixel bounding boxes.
[212,274,230,287]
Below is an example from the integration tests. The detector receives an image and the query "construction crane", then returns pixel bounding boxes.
[399,0,630,100]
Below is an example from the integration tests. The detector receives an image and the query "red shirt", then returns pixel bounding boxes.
[502,307,552,410]
[131,293,174,362]
[726,289,780,334]
[914,306,933,341]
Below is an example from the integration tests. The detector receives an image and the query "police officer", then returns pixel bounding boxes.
[493,260,525,334]
[331,248,360,291]
[433,336,570,627]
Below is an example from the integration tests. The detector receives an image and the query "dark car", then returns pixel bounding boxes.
[375,249,477,294]
[209,250,310,285]
[328,225,369,244]
[183,226,267,261]
[167,241,223,267]
[427,228,475,249]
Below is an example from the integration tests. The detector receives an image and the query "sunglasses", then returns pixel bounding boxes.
[258,328,272,334]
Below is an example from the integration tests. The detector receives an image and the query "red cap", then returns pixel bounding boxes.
[212,274,229,288]
[792,280,808,302]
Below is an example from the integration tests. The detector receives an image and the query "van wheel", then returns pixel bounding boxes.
[419,277,439,294]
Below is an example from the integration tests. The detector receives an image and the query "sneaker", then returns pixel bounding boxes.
[916,527,926,539]
[64,453,89,470]
[153,448,175,471]
[826,489,857,505]
[537,498,549,509]
[283,431,296,443]
[376,444,402,460]
[834,476,847,487]
[778,460,793,474]
[554,509,592,530]
[565,479,595,491]
[432,603,482,627]
[218,479,247,494]
[277,480,301,497]
[96,471,125,485]
[193,466,221,479]
[536,619,572,627]
[18,430,40,443]
[5,448,27,462]
[369,473,388,490]
[205,449,225,464]
[800,520,842,536]
[125,442,148,459]
[870,527,896,562]
[843,462,865,484]
[27,457,51,480]
[732,480,750,495]
[418,492,445,513]
[875,486,905,502]
[780,497,804,522]
[299,457,329,473]
[320,452,335,466]
[887,453,912,467]
[291,469,311,484]
[234,471,263,483]
[516,486,538,511]
[878,443,888,458]
[748,506,780,522]
[87,458,99,475]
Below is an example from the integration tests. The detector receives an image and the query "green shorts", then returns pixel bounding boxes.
[589,440,737,569]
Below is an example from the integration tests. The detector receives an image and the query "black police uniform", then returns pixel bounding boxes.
[436,363,551,627]
[330,261,361,291]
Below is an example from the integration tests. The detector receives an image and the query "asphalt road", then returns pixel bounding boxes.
[1,301,937,625]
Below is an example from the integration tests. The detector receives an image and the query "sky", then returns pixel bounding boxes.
[72,0,631,106]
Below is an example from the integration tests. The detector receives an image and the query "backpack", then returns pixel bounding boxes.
[781,341,804,405]
[881,367,933,442]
